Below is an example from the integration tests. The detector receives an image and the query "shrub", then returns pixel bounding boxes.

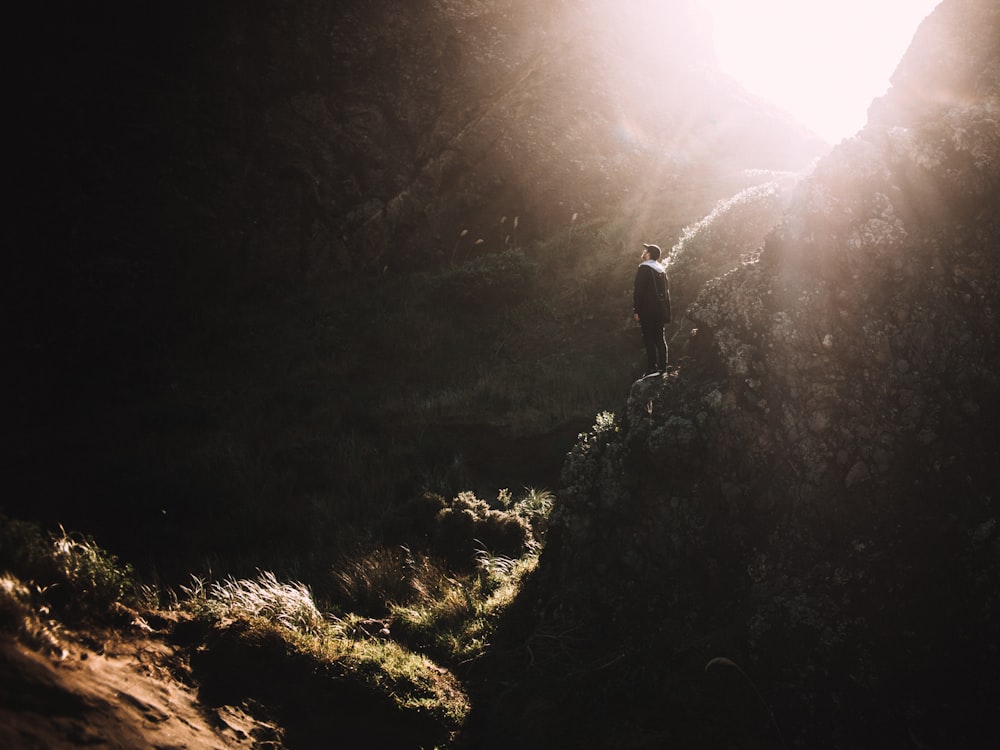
[388,491,534,570]
[391,548,538,666]
[327,487,549,667]
[0,514,139,618]
[433,491,533,569]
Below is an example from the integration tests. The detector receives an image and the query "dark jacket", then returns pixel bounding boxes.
[633,260,671,323]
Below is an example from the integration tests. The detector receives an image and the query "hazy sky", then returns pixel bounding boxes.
[695,0,941,142]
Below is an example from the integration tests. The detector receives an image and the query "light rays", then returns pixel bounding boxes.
[696,0,942,142]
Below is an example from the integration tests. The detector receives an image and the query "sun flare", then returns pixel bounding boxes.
[695,0,941,142]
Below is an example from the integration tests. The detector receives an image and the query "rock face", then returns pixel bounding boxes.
[488,1,1000,748]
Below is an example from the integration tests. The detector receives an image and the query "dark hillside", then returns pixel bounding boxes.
[4,0,821,578]
[473,0,1000,747]
[6,1,999,748]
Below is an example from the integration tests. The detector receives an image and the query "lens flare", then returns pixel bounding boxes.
[695,0,941,142]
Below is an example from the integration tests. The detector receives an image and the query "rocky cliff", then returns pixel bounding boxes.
[481,1,1000,747]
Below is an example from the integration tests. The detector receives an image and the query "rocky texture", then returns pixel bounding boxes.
[479,1,1000,748]
[665,174,802,355]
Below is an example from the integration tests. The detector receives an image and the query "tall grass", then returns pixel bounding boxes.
[320,485,553,667]
[327,545,422,618]
[390,544,539,667]
[326,539,536,660]
[0,573,65,657]
[172,478,559,717]
[179,567,471,729]
[0,514,141,617]
[182,570,329,635]
[0,472,555,739]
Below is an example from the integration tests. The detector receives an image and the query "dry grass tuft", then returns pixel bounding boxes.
[0,573,66,657]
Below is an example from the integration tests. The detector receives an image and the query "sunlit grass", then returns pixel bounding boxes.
[180,569,470,728]
[503,486,555,522]
[328,544,425,618]
[391,548,539,667]
[0,513,485,734]
[324,486,552,667]
[181,570,329,635]
[282,621,470,727]
[0,573,66,657]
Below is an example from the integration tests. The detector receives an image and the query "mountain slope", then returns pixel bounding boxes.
[6,0,822,575]
[478,1,1000,747]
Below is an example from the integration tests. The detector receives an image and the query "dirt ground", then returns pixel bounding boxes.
[0,617,285,750]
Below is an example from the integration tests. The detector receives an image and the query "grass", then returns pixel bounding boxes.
[0,196,707,744]
[507,486,555,522]
[328,544,423,618]
[0,573,66,657]
[1,482,554,745]
[10,216,637,588]
[180,572,471,730]
[172,485,554,727]
[323,486,551,667]
[390,549,539,667]
[0,513,144,618]
[0,514,153,660]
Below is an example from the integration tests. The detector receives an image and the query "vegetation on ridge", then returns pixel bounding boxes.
[8,0,1000,748]
[0,484,557,745]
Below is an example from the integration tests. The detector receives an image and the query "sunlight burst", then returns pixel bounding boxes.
[696,0,941,142]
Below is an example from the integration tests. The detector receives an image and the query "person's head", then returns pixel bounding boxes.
[642,243,661,260]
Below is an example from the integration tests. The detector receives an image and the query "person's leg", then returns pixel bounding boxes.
[655,326,667,372]
[640,318,660,373]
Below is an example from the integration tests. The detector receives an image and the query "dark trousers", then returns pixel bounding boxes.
[640,317,667,372]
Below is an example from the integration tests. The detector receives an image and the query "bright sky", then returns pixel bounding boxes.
[695,0,941,143]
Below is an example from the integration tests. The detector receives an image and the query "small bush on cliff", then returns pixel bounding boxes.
[433,491,533,568]
[388,490,534,570]
[498,486,555,538]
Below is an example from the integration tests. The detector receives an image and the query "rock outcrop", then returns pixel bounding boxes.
[483,1,1000,747]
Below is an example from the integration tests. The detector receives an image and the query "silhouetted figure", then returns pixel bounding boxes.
[632,242,671,377]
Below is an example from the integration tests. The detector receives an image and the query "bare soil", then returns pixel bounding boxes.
[0,617,285,750]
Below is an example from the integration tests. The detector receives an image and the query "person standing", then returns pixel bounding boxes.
[632,242,671,376]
